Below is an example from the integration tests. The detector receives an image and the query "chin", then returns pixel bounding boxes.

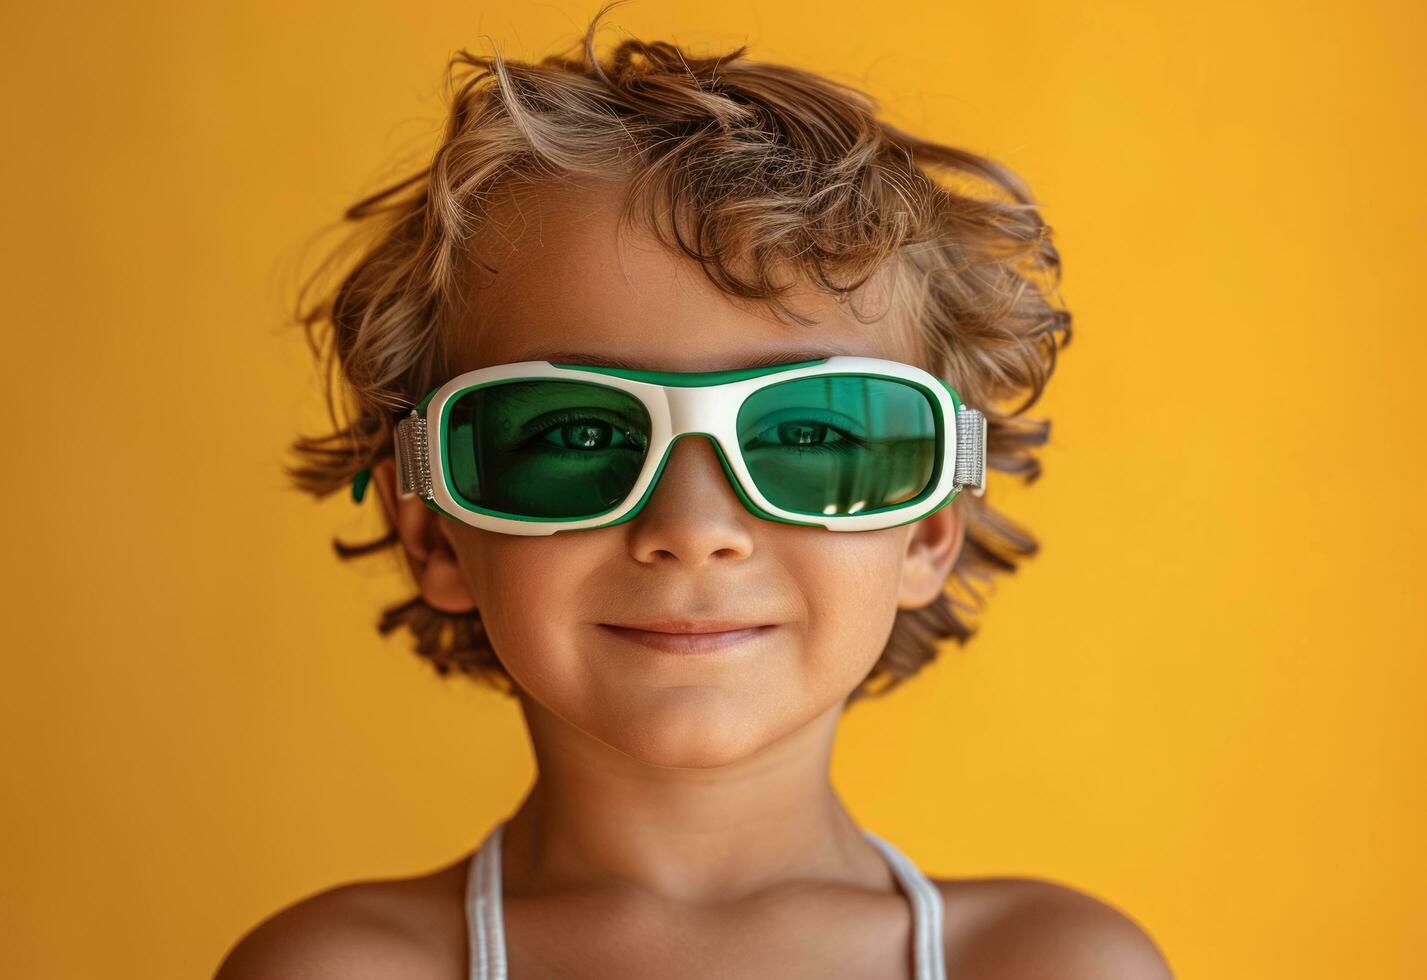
[595,700,778,770]
[619,739,764,770]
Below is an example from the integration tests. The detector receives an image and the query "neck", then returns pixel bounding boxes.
[496,691,891,905]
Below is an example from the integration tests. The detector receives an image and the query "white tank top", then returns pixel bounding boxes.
[465,820,947,979]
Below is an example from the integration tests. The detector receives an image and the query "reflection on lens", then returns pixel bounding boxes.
[445,380,652,519]
[737,375,939,515]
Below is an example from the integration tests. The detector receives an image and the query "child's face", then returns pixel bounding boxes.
[376,178,964,769]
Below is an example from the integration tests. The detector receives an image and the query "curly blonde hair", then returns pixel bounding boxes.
[284,3,1072,707]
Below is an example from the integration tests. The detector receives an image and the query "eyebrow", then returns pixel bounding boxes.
[522,349,852,369]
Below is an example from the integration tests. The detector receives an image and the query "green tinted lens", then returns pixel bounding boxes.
[445,380,652,519]
[736,375,939,516]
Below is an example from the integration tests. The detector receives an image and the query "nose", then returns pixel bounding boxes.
[623,433,756,564]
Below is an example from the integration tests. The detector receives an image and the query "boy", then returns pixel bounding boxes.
[220,8,1171,978]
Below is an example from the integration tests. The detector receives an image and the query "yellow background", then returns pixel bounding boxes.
[3,2,1421,977]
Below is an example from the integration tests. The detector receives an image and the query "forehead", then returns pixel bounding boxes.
[453,177,920,373]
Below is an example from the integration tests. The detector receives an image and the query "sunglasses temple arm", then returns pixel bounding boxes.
[953,406,988,498]
[349,409,430,504]
[385,408,434,501]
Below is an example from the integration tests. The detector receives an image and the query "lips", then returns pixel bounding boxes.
[597,620,779,654]
[602,619,771,634]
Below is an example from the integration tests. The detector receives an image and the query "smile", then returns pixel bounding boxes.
[596,623,777,654]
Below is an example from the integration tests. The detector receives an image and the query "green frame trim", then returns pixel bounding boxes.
[350,466,371,503]
[553,358,826,386]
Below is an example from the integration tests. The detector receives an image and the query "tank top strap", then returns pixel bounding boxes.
[861,829,948,980]
[465,821,946,980]
[466,821,508,980]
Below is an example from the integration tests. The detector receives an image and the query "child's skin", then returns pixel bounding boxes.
[217,178,1171,979]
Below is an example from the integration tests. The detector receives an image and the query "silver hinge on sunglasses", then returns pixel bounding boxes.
[954,406,988,497]
[393,409,433,501]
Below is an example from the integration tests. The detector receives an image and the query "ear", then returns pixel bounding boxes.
[369,456,479,614]
[896,499,967,610]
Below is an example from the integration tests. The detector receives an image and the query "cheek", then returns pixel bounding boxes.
[793,534,907,681]
[455,534,593,674]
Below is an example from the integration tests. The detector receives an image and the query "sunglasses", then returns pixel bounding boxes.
[350,355,985,535]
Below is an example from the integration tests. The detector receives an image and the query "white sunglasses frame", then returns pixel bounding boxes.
[388,354,986,536]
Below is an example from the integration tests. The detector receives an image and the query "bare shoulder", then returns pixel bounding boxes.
[933,875,1174,980]
[213,857,470,980]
